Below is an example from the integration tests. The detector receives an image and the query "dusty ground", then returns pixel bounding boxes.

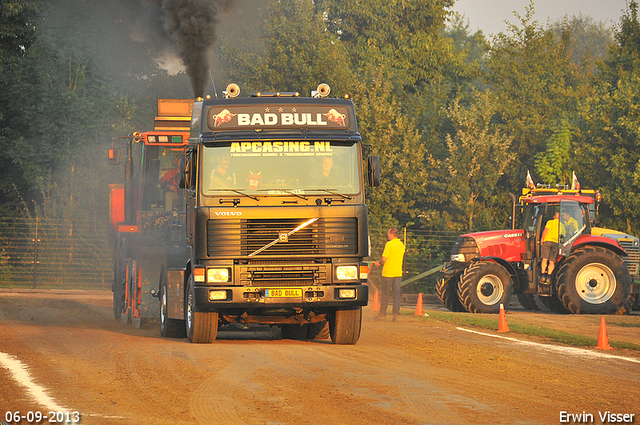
[0,289,639,425]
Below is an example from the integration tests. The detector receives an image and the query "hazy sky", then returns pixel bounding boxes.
[452,0,629,35]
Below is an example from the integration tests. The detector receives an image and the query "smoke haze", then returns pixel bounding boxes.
[161,0,234,97]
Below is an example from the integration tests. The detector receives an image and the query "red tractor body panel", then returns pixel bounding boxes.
[461,230,525,262]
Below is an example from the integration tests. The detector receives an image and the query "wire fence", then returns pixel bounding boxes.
[367,227,459,293]
[0,217,113,290]
[0,217,460,294]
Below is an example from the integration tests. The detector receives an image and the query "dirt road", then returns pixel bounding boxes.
[0,290,639,425]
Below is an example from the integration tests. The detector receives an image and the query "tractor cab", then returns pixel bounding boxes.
[520,196,593,294]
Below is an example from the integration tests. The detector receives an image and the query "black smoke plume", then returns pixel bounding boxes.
[161,0,233,98]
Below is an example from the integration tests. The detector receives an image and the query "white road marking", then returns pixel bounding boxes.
[0,351,68,410]
[456,327,640,364]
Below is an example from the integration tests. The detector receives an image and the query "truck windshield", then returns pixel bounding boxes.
[202,141,361,196]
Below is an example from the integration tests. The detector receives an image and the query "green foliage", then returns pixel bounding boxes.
[576,1,640,235]
[534,119,573,185]
[484,2,593,191]
[442,91,514,231]
[0,0,38,67]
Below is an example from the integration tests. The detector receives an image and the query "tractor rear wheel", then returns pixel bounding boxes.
[436,275,467,312]
[556,246,631,314]
[516,293,540,311]
[458,262,513,314]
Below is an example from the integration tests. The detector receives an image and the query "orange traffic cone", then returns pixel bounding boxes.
[415,293,424,316]
[372,289,380,312]
[596,316,613,350]
[498,303,510,333]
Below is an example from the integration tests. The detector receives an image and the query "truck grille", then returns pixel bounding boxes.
[619,240,640,278]
[207,217,357,258]
[238,265,328,287]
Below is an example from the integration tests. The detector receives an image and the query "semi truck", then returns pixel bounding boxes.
[110,84,378,344]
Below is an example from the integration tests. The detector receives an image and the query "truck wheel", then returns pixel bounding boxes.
[185,274,218,343]
[458,262,513,314]
[329,307,362,345]
[556,246,632,314]
[280,324,309,340]
[436,275,467,312]
[307,321,330,340]
[113,241,127,321]
[160,270,186,338]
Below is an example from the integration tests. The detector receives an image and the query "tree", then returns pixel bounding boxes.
[484,2,593,192]
[576,1,640,234]
[441,91,513,231]
[534,119,573,185]
[0,0,38,68]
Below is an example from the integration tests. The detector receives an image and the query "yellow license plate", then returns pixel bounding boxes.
[265,288,303,298]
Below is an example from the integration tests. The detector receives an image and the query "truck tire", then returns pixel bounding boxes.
[458,262,513,314]
[436,275,467,312]
[160,270,186,338]
[280,324,308,340]
[113,239,129,321]
[556,246,632,314]
[185,274,218,343]
[329,307,362,345]
[307,321,330,340]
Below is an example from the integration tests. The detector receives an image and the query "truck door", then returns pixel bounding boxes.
[558,199,587,258]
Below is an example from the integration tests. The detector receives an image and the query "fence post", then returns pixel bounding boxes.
[32,217,39,289]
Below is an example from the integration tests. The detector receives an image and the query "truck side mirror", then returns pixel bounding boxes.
[108,148,121,165]
[367,155,381,187]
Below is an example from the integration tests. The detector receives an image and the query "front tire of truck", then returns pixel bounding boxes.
[458,261,513,314]
[160,270,186,338]
[185,274,218,343]
[556,246,632,314]
[329,307,362,345]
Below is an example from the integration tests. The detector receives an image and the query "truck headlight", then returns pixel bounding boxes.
[207,268,230,283]
[451,254,465,262]
[336,265,358,280]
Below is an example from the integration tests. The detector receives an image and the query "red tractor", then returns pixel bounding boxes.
[437,185,638,314]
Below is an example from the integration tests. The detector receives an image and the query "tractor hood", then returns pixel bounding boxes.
[461,229,526,263]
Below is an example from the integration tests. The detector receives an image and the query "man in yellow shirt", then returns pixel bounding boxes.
[373,227,405,321]
[540,212,565,283]
[561,211,579,238]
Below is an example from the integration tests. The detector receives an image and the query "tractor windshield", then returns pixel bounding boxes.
[201,141,361,196]
[559,200,589,255]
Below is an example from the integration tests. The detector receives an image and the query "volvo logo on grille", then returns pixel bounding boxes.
[214,211,243,217]
[279,232,289,242]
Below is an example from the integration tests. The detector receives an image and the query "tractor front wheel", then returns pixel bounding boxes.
[436,275,467,312]
[458,262,513,314]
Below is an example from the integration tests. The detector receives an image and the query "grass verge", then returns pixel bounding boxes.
[419,310,640,351]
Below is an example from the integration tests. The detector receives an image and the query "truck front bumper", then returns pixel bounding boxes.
[194,284,368,311]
